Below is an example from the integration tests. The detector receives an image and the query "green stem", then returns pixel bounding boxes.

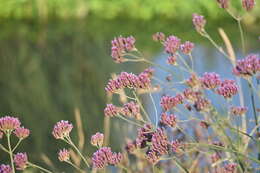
[28,162,53,173]
[132,91,151,123]
[237,19,246,55]
[149,92,158,127]
[66,161,85,173]
[12,139,22,152]
[117,115,144,128]
[0,143,9,153]
[7,131,15,173]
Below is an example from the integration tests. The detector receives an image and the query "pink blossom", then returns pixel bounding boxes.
[167,55,177,65]
[121,101,141,120]
[14,127,30,139]
[0,164,12,173]
[160,113,177,127]
[194,97,211,112]
[185,73,201,89]
[52,120,73,139]
[136,124,153,148]
[91,132,104,147]
[0,116,21,131]
[230,106,248,116]
[242,0,255,11]
[171,140,182,153]
[145,150,160,164]
[216,79,238,99]
[164,35,181,54]
[58,149,70,162]
[160,94,184,111]
[224,163,237,173]
[180,41,194,54]
[104,104,120,117]
[152,32,165,42]
[192,13,206,33]
[200,72,221,89]
[216,0,229,9]
[151,128,169,155]
[14,153,28,170]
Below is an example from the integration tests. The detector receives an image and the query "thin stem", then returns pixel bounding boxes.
[188,54,194,70]
[237,19,246,54]
[248,82,258,131]
[12,139,22,152]
[0,143,9,153]
[149,92,158,127]
[66,161,85,173]
[117,115,144,128]
[142,59,174,74]
[132,91,151,122]
[7,131,15,173]
[28,162,53,173]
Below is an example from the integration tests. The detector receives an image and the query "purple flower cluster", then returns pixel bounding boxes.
[136,124,153,148]
[14,153,28,170]
[200,72,221,89]
[171,140,182,153]
[52,120,73,139]
[192,13,206,33]
[0,116,21,131]
[167,55,177,65]
[185,73,201,89]
[183,88,202,102]
[92,147,122,169]
[216,0,229,9]
[160,113,177,127]
[91,132,104,147]
[152,32,165,42]
[164,35,181,55]
[216,79,238,99]
[121,101,141,120]
[230,106,248,116]
[194,97,211,112]
[58,149,70,162]
[233,54,260,78]
[145,150,160,164]
[160,94,184,111]
[14,127,30,139]
[242,0,255,11]
[105,70,152,93]
[0,164,12,173]
[180,41,194,55]
[224,163,237,173]
[111,36,136,63]
[104,104,120,117]
[151,128,169,155]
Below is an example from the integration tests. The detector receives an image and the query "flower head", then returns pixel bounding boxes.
[230,106,248,116]
[52,120,73,139]
[58,149,70,162]
[164,35,181,54]
[183,88,202,102]
[91,132,104,147]
[171,140,182,153]
[233,54,260,78]
[145,150,160,164]
[160,113,177,128]
[111,36,136,63]
[136,124,153,148]
[216,79,238,99]
[180,41,194,54]
[14,153,28,170]
[192,13,206,33]
[14,127,30,139]
[152,32,165,42]
[242,0,255,11]
[194,97,211,112]
[121,101,141,120]
[0,116,21,131]
[104,104,120,117]
[185,73,201,89]
[200,72,221,89]
[167,55,177,65]
[0,164,12,173]
[125,140,137,153]
[216,0,229,9]
[151,128,169,155]
[160,94,184,111]
[224,163,237,173]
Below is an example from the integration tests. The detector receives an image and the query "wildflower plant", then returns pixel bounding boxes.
[0,0,259,172]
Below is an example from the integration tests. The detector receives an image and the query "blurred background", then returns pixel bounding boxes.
[0,0,259,172]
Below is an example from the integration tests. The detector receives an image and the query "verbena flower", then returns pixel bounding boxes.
[192,13,206,33]
[145,150,160,164]
[164,35,181,54]
[91,132,104,147]
[121,101,141,120]
[58,148,70,162]
[216,79,238,99]
[14,153,28,170]
[0,164,12,173]
[171,140,182,153]
[136,124,153,148]
[0,116,21,132]
[52,120,73,139]
[200,72,221,89]
[125,140,137,153]
[211,152,221,163]
[216,0,229,9]
[14,127,30,139]
[160,94,184,111]
[160,113,177,128]
[242,0,255,11]
[167,55,177,65]
[151,128,169,155]
[185,73,201,89]
[111,36,136,63]
[152,32,165,42]
[233,54,260,78]
[230,106,248,116]
[224,163,237,173]
[183,88,202,102]
[104,104,120,117]
[194,97,211,112]
[92,147,122,169]
[180,41,194,54]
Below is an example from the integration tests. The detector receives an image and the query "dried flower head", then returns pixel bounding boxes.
[167,55,177,65]
[125,140,138,153]
[164,35,181,54]
[14,127,30,139]
[200,72,221,89]
[152,32,165,42]
[91,132,104,147]
[0,164,12,173]
[183,88,202,102]
[192,13,206,33]
[14,153,28,170]
[160,113,177,127]
[58,149,70,162]
[185,73,201,89]
[216,79,238,99]
[216,0,229,9]
[111,36,136,63]
[0,116,21,131]
[52,120,73,139]
[242,0,255,11]
[233,54,260,78]
[92,147,122,169]
[104,104,120,117]
[230,106,248,116]
[121,101,141,120]
[180,41,194,54]
[151,128,169,155]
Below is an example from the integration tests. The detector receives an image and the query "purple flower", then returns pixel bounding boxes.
[211,152,221,163]
[183,88,202,102]
[136,124,153,148]
[52,120,73,139]
[167,55,177,65]
[91,132,104,147]
[0,164,12,173]
[14,153,28,170]
[152,32,165,42]
[160,113,177,127]
[192,13,206,33]
[224,163,237,173]
[160,94,184,111]
[171,140,182,153]
[194,97,211,112]
[121,101,141,120]
[0,116,21,131]
[242,0,255,11]
[14,127,30,139]
[200,72,221,89]
[151,128,169,155]
[111,36,136,63]
[58,149,70,162]
[216,0,229,9]
[180,41,194,54]
[145,150,160,164]
[164,35,181,54]
[230,106,248,116]
[233,54,260,78]
[104,104,120,117]
[125,141,137,153]
[216,80,238,99]
[185,73,201,89]
[92,147,122,169]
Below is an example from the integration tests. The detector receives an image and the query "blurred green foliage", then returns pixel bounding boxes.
[0,0,259,20]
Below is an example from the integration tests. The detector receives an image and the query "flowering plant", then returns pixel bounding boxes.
[0,0,259,172]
